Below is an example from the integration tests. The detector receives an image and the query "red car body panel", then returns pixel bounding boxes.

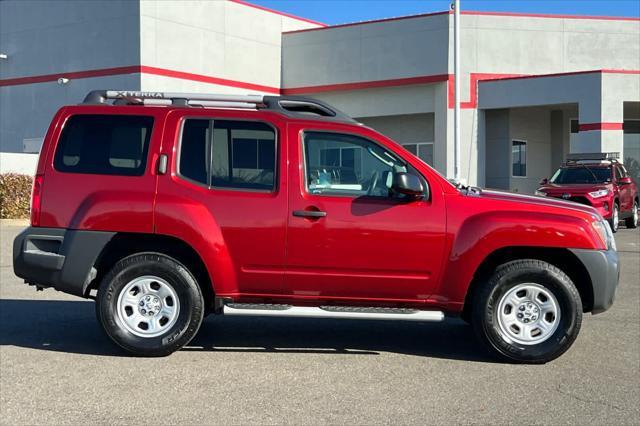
[34,105,609,313]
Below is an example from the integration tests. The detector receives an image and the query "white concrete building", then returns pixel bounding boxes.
[1,0,639,192]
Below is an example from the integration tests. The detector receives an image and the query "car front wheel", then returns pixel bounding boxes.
[96,252,205,356]
[472,259,582,363]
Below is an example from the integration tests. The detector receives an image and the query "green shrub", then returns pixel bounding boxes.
[0,173,33,219]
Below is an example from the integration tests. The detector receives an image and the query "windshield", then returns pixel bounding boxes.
[550,166,612,184]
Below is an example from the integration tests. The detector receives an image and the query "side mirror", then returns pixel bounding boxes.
[392,172,426,199]
[619,177,632,185]
[539,178,549,185]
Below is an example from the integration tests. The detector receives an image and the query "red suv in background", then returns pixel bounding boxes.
[536,153,639,232]
[13,91,620,363]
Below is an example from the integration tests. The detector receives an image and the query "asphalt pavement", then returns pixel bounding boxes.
[1,222,638,425]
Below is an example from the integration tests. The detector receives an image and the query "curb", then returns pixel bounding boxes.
[0,219,29,227]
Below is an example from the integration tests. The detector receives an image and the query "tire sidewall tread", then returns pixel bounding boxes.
[472,259,583,364]
[96,252,205,357]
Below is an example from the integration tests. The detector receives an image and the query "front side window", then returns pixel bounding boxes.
[54,114,154,176]
[512,140,527,177]
[179,119,276,191]
[303,131,409,198]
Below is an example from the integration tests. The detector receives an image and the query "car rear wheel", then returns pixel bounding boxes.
[625,201,638,229]
[471,259,582,363]
[96,252,205,356]
[609,203,619,233]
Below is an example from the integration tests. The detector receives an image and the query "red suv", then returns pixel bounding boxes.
[536,154,639,232]
[13,91,620,363]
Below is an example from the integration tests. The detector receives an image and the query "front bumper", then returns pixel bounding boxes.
[569,247,620,314]
[13,227,115,297]
[546,194,612,219]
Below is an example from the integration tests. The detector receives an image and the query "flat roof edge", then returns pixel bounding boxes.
[284,9,639,35]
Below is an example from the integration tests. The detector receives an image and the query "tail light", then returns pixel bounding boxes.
[30,173,44,227]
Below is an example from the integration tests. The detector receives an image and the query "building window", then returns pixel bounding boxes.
[512,140,527,177]
[403,142,434,166]
[570,119,579,134]
[180,119,276,191]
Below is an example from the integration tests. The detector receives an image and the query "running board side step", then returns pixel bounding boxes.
[222,304,444,322]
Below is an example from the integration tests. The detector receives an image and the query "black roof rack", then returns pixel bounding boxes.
[564,152,620,165]
[81,90,359,124]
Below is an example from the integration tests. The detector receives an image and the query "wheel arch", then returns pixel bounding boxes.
[461,246,594,322]
[88,232,215,312]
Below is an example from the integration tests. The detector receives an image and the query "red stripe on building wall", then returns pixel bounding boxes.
[2,67,638,108]
[447,73,524,109]
[0,65,281,94]
[138,66,280,94]
[579,122,624,131]
[0,66,141,87]
[460,10,640,22]
[281,74,450,95]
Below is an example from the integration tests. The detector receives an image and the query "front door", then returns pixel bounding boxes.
[616,164,632,212]
[284,124,447,303]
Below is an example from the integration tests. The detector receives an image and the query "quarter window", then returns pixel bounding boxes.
[303,131,410,198]
[179,119,276,191]
[54,114,153,176]
[512,140,527,177]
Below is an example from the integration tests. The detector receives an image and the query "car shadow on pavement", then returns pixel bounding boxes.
[0,299,496,362]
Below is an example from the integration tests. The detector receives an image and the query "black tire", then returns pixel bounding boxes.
[96,252,205,357]
[625,200,638,229]
[609,202,619,233]
[471,259,582,364]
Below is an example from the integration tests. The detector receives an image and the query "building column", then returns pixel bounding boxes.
[434,82,453,177]
[575,95,624,156]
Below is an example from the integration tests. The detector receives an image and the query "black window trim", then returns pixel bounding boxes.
[300,129,429,200]
[53,113,155,177]
[176,116,279,194]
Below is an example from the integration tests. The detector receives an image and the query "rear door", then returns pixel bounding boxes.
[154,110,288,296]
[283,122,447,302]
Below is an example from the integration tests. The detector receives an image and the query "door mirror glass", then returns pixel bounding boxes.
[392,172,425,198]
[539,178,549,185]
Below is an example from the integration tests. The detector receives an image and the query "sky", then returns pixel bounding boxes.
[247,0,640,25]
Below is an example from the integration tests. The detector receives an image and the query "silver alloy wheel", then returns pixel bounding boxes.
[496,283,560,345]
[116,275,180,338]
[612,205,619,231]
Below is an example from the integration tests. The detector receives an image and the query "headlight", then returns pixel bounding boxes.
[588,189,610,198]
[534,190,547,196]
[592,220,616,251]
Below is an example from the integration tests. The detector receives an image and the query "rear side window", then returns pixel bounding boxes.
[54,115,154,176]
[179,119,276,191]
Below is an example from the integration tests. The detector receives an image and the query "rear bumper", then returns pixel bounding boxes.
[569,247,620,314]
[13,227,115,297]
